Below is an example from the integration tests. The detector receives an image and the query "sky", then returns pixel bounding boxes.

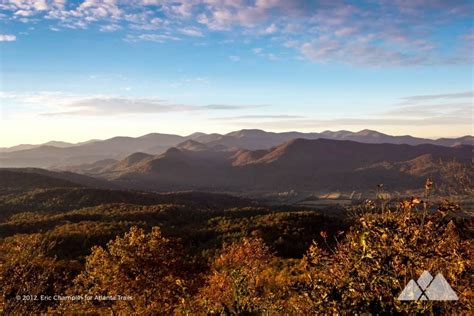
[0,0,473,147]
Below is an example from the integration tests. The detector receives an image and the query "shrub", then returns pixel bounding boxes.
[294,203,472,314]
[59,226,199,315]
[194,237,278,314]
[0,234,74,315]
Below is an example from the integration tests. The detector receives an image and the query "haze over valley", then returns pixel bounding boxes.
[1,128,472,201]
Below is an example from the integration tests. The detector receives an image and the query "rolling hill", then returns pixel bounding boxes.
[1,129,471,169]
[97,139,472,192]
[0,168,116,192]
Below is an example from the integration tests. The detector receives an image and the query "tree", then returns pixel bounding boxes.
[295,203,472,314]
[194,237,278,314]
[0,234,71,315]
[61,226,197,315]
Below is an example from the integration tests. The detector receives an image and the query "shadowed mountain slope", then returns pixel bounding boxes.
[101,139,472,192]
[0,168,116,191]
[1,129,471,169]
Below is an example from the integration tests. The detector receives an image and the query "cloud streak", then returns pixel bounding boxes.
[0,34,16,41]
[400,91,474,102]
[1,92,270,116]
[215,90,473,131]
[211,114,305,120]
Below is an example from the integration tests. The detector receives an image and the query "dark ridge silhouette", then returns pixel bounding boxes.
[100,138,471,192]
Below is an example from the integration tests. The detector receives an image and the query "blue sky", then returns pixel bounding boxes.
[0,0,473,146]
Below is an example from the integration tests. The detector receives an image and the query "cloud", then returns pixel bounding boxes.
[0,34,16,41]
[334,27,358,37]
[233,114,473,131]
[400,91,474,102]
[204,104,269,110]
[1,92,270,116]
[100,24,121,32]
[42,97,194,116]
[0,0,472,66]
[211,114,305,120]
[229,55,241,62]
[251,47,280,60]
[14,9,35,17]
[124,34,180,43]
[264,23,277,34]
[180,27,204,37]
[382,102,472,118]
[371,91,474,125]
[300,38,425,66]
[209,90,473,131]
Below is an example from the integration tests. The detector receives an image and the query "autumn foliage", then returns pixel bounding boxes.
[0,185,472,315]
[58,226,199,315]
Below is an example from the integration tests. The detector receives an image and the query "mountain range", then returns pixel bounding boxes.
[73,138,471,192]
[1,129,472,169]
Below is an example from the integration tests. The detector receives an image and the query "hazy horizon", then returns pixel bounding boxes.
[0,127,472,149]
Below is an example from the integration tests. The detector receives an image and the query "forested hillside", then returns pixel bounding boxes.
[0,172,472,314]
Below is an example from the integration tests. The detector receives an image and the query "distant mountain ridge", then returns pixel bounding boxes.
[0,129,471,169]
[95,138,472,192]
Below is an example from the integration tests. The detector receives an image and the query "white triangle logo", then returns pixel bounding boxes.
[397,270,458,301]
[398,279,422,300]
[425,273,459,300]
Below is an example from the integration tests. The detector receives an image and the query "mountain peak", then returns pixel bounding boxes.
[43,141,74,148]
[138,132,182,139]
[186,132,207,138]
[123,152,153,164]
[355,129,387,136]
[164,147,183,155]
[226,129,267,138]
[177,140,209,151]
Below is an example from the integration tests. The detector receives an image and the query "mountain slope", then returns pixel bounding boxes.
[0,133,185,168]
[0,168,116,191]
[104,139,472,192]
[1,129,471,169]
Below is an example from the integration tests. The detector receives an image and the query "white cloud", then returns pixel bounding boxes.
[180,27,204,37]
[229,55,241,62]
[334,27,357,37]
[1,91,269,116]
[212,114,305,121]
[400,91,474,102]
[14,9,34,16]
[252,48,280,61]
[0,0,472,66]
[300,37,425,66]
[124,33,180,43]
[0,34,16,41]
[100,24,121,32]
[264,23,277,34]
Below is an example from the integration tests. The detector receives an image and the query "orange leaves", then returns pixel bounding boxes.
[399,196,424,210]
[195,237,276,314]
[64,226,197,315]
[425,178,434,190]
[296,203,472,314]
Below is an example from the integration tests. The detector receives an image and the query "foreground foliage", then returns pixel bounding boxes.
[0,185,472,315]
